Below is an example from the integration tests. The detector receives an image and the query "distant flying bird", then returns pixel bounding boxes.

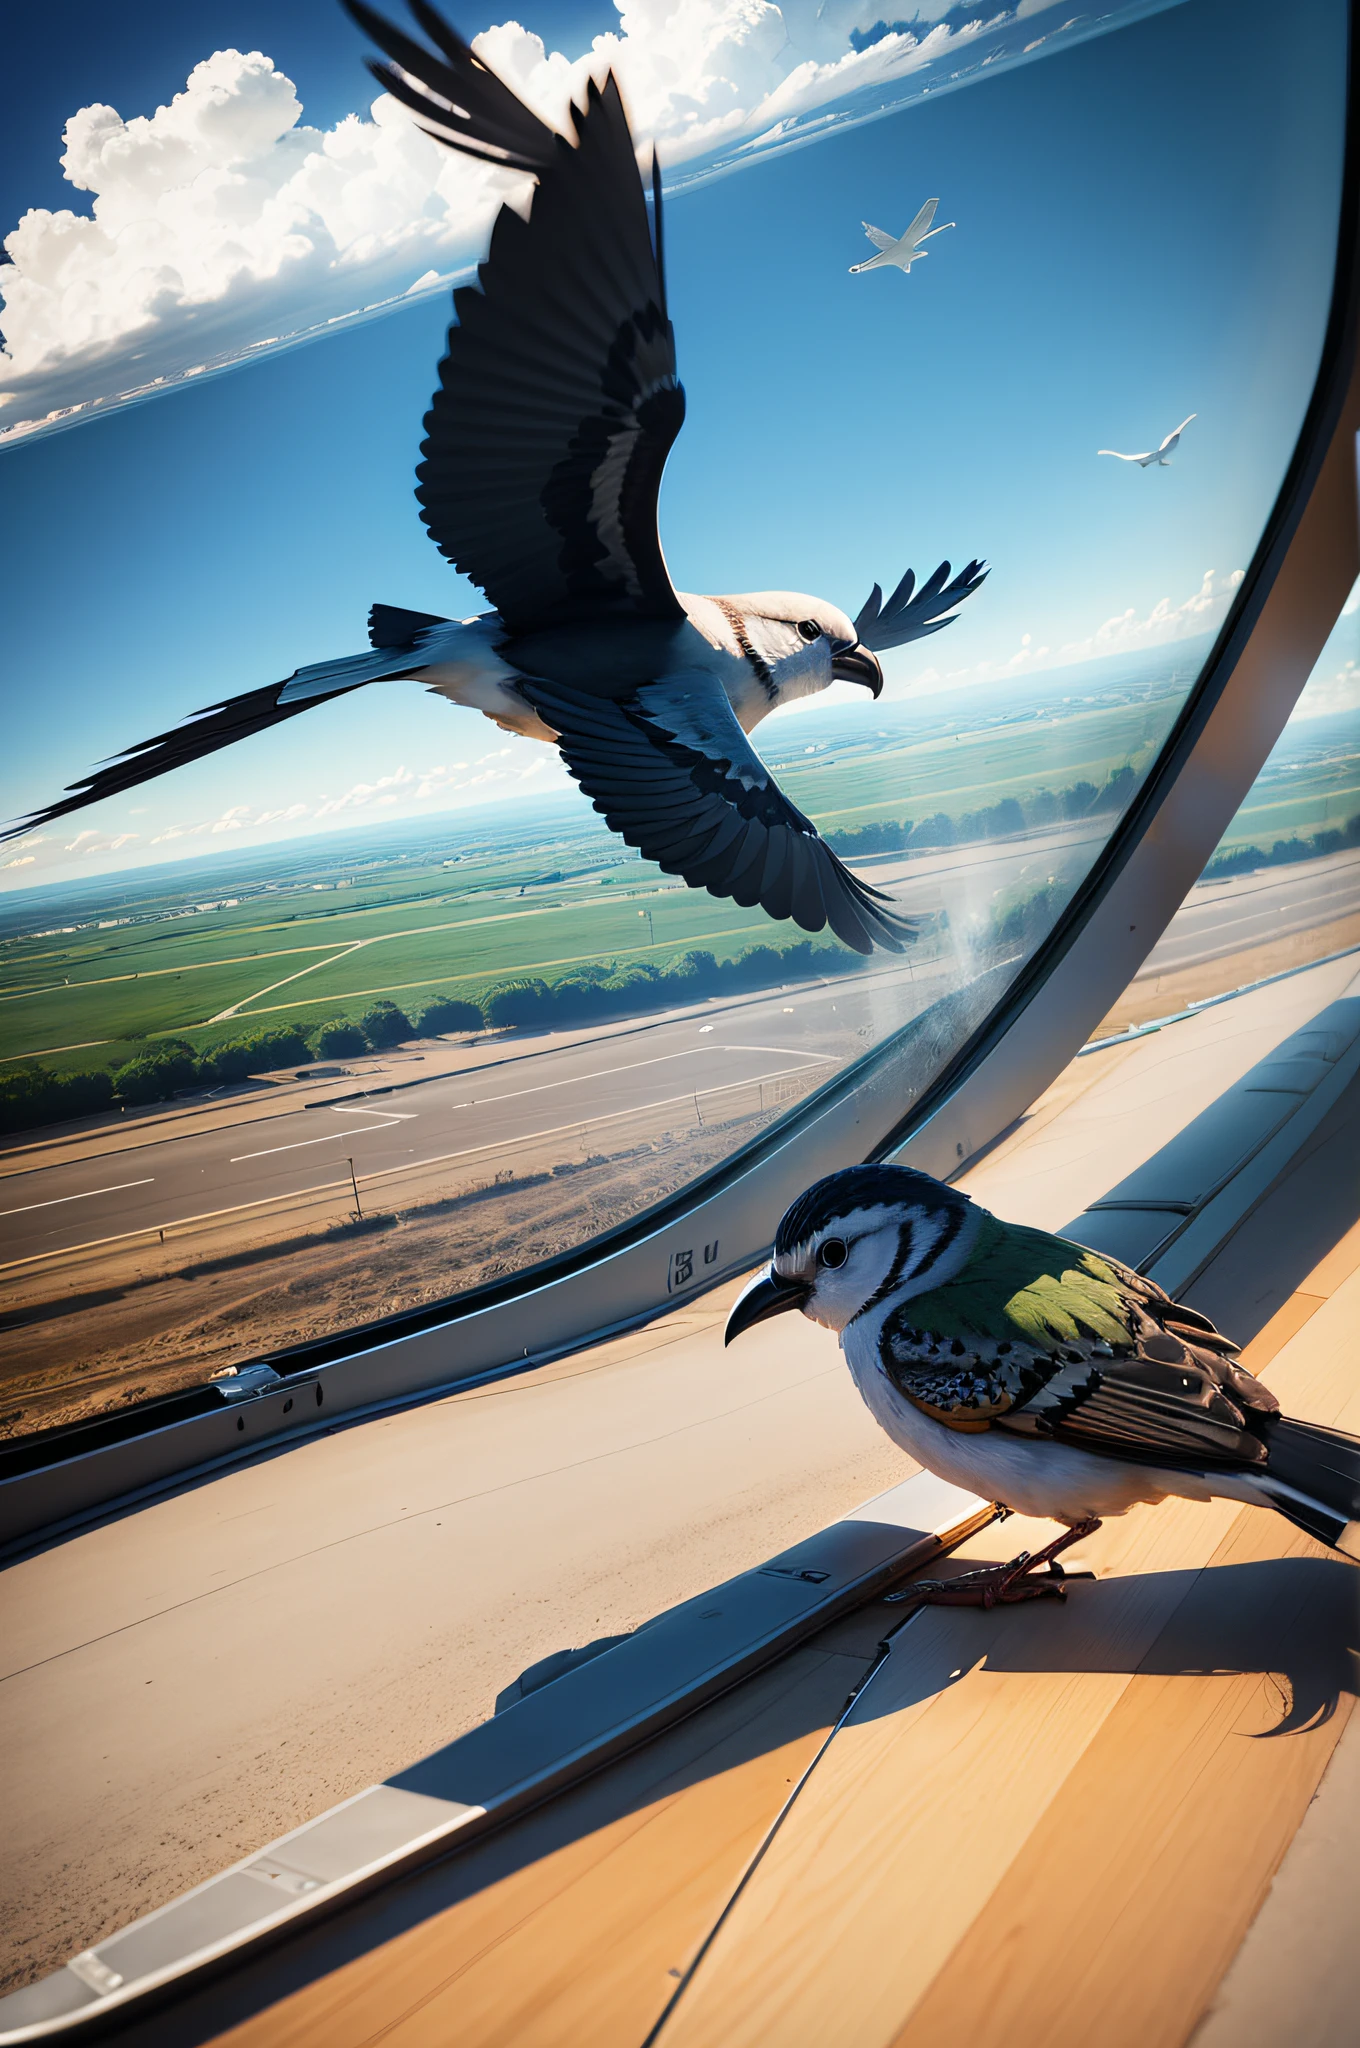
[849,197,955,275]
[727,1165,1360,1603]
[1098,413,1197,467]
[5,4,987,958]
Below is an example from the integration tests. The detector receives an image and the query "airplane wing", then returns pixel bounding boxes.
[1159,413,1197,450]
[861,222,896,251]
[519,671,916,954]
[903,197,939,245]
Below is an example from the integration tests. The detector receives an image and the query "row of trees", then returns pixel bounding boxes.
[825,764,1139,861]
[0,937,871,1136]
[473,941,864,1032]
[0,999,475,1136]
[1202,806,1360,881]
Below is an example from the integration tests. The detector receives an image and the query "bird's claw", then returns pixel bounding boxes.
[885,1528,1100,1610]
[888,1563,1067,1608]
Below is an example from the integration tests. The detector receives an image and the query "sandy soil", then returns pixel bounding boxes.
[1092,910,1360,1038]
[0,1090,802,1440]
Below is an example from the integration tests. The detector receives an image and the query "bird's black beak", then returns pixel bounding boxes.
[831,642,883,697]
[724,1265,811,1345]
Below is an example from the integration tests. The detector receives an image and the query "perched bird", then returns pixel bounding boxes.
[4,2,987,958]
[1098,413,1197,467]
[849,197,956,276]
[726,1164,1360,1604]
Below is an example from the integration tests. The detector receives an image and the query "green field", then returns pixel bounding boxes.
[2,661,1285,1077]
[1213,749,1360,850]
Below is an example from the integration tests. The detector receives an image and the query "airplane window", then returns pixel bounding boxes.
[1095,576,1360,1043]
[0,0,1348,1443]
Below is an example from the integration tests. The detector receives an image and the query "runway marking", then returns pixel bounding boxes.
[0,1179,355,1272]
[330,1106,418,1118]
[0,1176,154,1217]
[1,1059,829,1269]
[357,1061,829,1186]
[446,1043,832,1116]
[230,1117,404,1162]
[1151,899,1360,968]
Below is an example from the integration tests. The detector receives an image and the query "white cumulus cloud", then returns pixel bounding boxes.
[150,802,259,842]
[253,801,312,825]
[1290,657,1360,721]
[1056,568,1245,665]
[900,569,1247,697]
[0,2,1165,438]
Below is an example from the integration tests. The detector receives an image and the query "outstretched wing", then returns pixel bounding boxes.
[903,196,938,244]
[521,671,916,954]
[1097,448,1145,462]
[1,638,436,842]
[1159,413,1197,451]
[348,3,685,635]
[862,222,896,251]
[854,559,988,653]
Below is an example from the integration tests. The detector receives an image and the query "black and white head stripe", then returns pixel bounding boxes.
[773,1165,969,1261]
[713,598,778,699]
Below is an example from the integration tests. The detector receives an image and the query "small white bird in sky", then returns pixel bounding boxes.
[850,197,955,275]
[4,3,988,959]
[1098,413,1197,467]
[728,1165,1360,1606]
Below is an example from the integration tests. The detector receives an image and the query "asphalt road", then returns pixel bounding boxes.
[3,845,1357,1271]
[0,963,952,1268]
[1139,849,1360,974]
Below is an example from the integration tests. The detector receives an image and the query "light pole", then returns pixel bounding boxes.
[638,907,655,947]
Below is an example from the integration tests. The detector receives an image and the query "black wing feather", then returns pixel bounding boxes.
[2,643,429,842]
[348,4,684,634]
[523,671,916,954]
[344,0,556,171]
[855,559,989,652]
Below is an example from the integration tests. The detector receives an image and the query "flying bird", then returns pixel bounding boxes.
[1098,413,1197,467]
[727,1164,1360,1603]
[849,197,955,276]
[5,4,988,958]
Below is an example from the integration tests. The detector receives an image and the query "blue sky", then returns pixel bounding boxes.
[1,0,1349,889]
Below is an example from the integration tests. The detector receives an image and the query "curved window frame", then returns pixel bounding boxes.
[4,10,1359,1546]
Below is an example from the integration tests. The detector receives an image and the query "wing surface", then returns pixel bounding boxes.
[883,1216,1279,1466]
[854,558,988,652]
[1160,413,1197,449]
[520,671,916,953]
[2,644,426,841]
[862,222,896,251]
[903,196,938,243]
[348,4,685,635]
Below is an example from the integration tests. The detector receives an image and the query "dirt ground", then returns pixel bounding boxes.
[1092,910,1360,1038]
[0,1093,796,1440]
[8,917,1358,1446]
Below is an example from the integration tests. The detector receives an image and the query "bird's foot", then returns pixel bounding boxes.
[887,1517,1101,1610]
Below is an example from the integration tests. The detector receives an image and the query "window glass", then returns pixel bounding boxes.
[1095,576,1360,1042]
[0,0,1348,1440]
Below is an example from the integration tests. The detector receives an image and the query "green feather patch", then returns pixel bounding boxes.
[906,1214,1137,1353]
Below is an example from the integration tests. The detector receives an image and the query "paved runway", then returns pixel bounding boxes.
[3,847,1356,1272]
[1139,849,1360,973]
[0,964,947,1268]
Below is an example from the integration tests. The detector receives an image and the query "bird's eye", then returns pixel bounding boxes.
[796,619,822,643]
[818,1237,848,1269]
